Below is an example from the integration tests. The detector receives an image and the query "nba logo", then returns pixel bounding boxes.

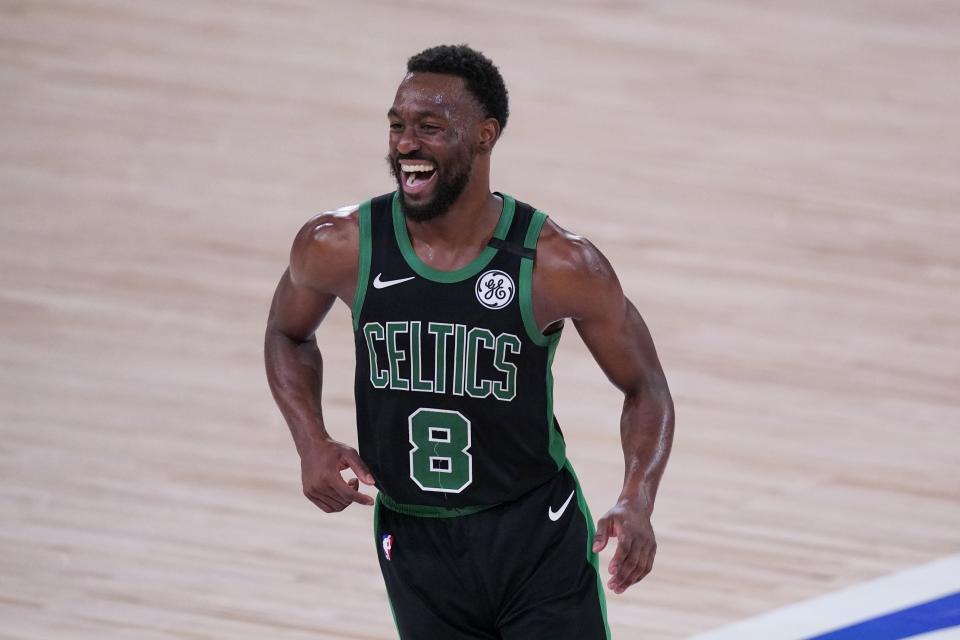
[381,533,393,561]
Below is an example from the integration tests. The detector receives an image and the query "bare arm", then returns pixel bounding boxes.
[533,221,675,593]
[264,208,375,512]
[264,268,337,455]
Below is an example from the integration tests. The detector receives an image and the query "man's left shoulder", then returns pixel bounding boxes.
[534,218,615,281]
[525,213,625,323]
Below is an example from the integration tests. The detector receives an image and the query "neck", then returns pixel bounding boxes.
[405,168,500,249]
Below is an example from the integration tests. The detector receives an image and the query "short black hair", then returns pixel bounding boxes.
[407,44,509,132]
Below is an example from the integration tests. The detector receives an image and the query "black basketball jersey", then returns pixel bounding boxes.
[352,192,566,514]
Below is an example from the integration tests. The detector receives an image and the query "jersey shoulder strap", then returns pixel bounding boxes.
[369,192,394,217]
[351,192,394,330]
[487,196,537,259]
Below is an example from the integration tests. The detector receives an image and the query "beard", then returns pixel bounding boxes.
[387,147,474,222]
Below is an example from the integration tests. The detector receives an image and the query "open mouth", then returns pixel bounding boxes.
[399,161,437,195]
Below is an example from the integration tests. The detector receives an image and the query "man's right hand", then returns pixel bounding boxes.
[300,439,376,512]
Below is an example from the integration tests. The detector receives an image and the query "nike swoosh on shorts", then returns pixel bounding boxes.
[548,490,576,521]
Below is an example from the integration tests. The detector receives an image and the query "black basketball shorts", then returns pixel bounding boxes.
[373,463,610,639]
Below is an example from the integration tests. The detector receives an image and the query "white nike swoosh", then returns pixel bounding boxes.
[373,273,415,289]
[548,490,576,522]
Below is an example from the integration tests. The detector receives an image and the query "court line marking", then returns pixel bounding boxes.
[691,555,960,640]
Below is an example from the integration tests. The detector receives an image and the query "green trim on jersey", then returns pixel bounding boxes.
[352,199,373,330]
[391,192,516,283]
[545,334,567,470]
[378,490,498,518]
[373,496,401,633]
[517,208,567,470]
[566,462,612,640]
[518,209,552,346]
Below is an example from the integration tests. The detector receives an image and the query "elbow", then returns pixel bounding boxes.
[655,375,675,427]
[624,375,675,426]
[264,320,284,357]
[662,392,676,431]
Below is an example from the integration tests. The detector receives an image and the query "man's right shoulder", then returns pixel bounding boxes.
[295,204,361,251]
[289,203,362,292]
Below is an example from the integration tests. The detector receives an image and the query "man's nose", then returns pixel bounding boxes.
[396,126,420,154]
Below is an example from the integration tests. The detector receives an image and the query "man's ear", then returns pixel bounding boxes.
[476,117,501,155]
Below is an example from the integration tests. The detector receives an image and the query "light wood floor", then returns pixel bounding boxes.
[2,1,958,638]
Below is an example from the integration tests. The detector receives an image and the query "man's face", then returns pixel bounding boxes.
[386,72,482,222]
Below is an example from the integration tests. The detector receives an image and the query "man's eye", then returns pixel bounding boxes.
[389,122,403,131]
[420,124,441,132]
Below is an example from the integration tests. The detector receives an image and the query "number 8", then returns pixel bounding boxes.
[408,408,473,493]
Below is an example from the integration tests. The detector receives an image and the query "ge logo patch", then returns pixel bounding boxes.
[475,270,515,309]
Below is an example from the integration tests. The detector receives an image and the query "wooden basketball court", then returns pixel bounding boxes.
[2,1,958,638]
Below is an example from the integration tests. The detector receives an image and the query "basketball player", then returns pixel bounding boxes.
[265,45,674,639]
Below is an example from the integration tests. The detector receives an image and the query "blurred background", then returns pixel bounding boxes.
[2,1,958,638]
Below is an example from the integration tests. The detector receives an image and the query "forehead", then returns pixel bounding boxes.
[390,72,479,119]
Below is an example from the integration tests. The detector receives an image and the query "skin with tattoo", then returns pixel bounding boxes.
[265,71,674,594]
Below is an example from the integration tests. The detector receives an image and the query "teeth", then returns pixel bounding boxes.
[400,164,435,172]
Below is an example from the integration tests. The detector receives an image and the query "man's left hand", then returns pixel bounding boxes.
[592,497,657,594]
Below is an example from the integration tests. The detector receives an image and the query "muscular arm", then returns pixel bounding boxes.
[533,221,675,593]
[264,208,375,512]
[264,268,336,454]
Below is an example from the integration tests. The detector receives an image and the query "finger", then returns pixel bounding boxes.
[608,531,632,577]
[305,494,337,513]
[349,488,374,506]
[317,487,353,510]
[618,559,650,592]
[327,489,354,509]
[610,542,642,593]
[345,478,374,505]
[629,560,652,586]
[306,484,350,511]
[349,489,374,506]
[592,518,612,553]
[620,541,657,591]
[331,475,374,506]
[633,543,657,582]
[343,449,375,485]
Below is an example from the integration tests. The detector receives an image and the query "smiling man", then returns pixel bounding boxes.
[265,44,674,639]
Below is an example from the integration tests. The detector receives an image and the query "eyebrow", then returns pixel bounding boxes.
[387,107,447,120]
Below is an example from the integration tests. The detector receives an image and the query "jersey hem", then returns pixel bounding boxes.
[377,491,500,518]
